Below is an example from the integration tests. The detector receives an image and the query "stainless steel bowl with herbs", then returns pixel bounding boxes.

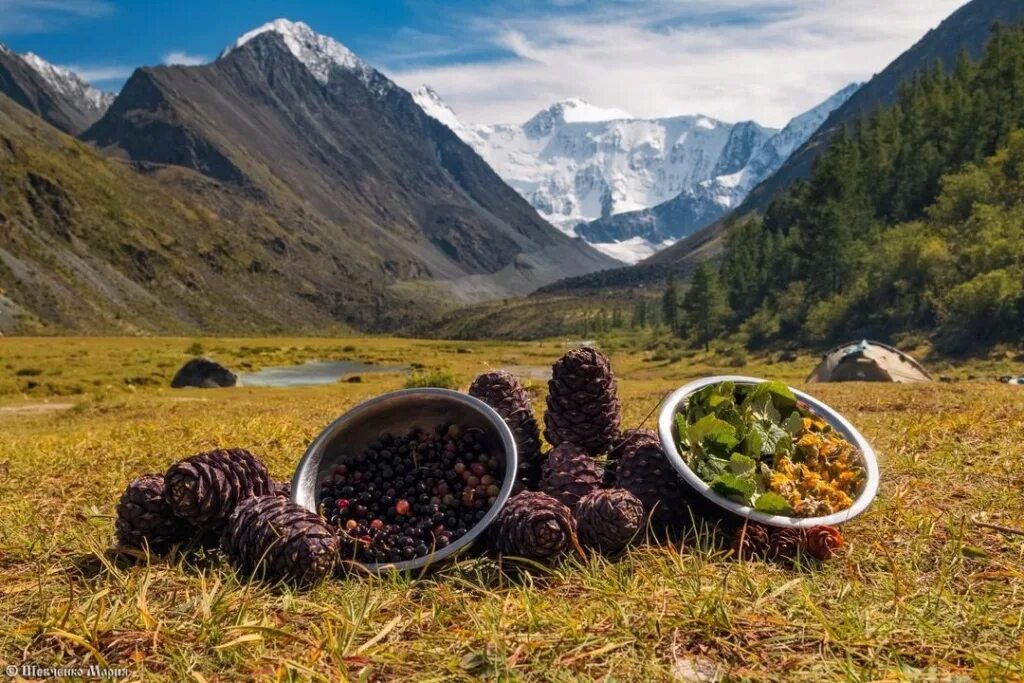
[657,376,880,528]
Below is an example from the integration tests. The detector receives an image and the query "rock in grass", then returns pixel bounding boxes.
[170,357,237,389]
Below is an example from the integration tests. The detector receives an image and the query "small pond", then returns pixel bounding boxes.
[239,360,405,388]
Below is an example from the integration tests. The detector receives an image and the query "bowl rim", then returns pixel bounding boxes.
[291,387,518,572]
[656,375,879,529]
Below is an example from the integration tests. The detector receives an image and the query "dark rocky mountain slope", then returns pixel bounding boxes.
[82,21,615,313]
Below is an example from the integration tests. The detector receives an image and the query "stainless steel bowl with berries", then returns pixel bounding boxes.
[292,388,518,572]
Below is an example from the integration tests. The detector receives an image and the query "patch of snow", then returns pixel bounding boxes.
[552,97,633,123]
[590,236,676,264]
[19,51,114,113]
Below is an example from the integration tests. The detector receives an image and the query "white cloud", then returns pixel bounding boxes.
[385,0,967,127]
[66,63,132,83]
[0,0,113,35]
[163,50,206,66]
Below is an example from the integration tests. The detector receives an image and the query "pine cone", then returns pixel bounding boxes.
[614,431,691,531]
[270,479,292,498]
[491,491,581,564]
[805,525,844,560]
[222,495,340,586]
[730,522,772,560]
[606,429,659,485]
[115,473,195,553]
[545,347,621,456]
[539,443,604,508]
[768,527,807,562]
[469,371,543,491]
[164,448,273,529]
[574,488,643,554]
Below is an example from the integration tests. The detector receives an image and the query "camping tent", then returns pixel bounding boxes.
[807,340,932,384]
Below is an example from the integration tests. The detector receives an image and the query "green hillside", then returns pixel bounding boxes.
[710,24,1024,353]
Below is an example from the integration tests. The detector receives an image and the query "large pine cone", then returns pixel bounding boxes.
[730,522,771,561]
[164,449,273,529]
[606,428,657,484]
[805,526,844,560]
[115,473,195,553]
[614,431,691,532]
[539,443,604,508]
[491,491,581,564]
[545,347,621,456]
[222,495,340,585]
[574,488,643,554]
[469,371,543,491]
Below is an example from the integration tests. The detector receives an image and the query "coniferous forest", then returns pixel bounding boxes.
[718,23,1024,352]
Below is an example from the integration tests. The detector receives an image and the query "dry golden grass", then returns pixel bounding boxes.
[0,336,1022,681]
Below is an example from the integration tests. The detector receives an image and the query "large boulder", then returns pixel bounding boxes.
[170,357,237,389]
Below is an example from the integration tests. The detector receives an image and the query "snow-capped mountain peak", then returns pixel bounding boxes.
[416,83,861,264]
[413,85,463,132]
[221,18,372,85]
[19,51,114,113]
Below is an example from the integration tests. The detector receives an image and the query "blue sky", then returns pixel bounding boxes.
[0,0,967,127]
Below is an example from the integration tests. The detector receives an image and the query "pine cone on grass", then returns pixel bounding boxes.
[545,347,621,456]
[730,522,772,561]
[574,488,643,554]
[768,527,807,563]
[469,371,543,491]
[614,430,691,533]
[221,495,339,586]
[164,448,273,530]
[115,473,195,553]
[491,491,582,565]
[805,525,844,560]
[539,443,604,508]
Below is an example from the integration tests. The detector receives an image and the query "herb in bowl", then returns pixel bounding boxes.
[675,381,865,517]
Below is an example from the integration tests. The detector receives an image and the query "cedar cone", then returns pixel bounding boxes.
[164,448,273,529]
[574,488,644,554]
[768,527,807,562]
[805,525,844,560]
[539,443,604,508]
[271,479,292,498]
[614,430,691,531]
[544,347,621,456]
[469,371,543,491]
[221,495,340,586]
[730,522,772,560]
[115,473,195,553]
[606,428,658,485]
[491,491,581,564]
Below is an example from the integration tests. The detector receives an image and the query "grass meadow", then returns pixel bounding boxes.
[0,336,1022,681]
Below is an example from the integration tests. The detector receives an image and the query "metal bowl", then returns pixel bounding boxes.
[291,388,518,572]
[657,375,879,529]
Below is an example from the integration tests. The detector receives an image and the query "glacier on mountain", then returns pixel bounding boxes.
[414,84,860,263]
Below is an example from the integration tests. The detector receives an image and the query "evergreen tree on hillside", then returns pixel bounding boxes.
[718,21,1024,351]
[682,264,731,351]
[661,276,680,333]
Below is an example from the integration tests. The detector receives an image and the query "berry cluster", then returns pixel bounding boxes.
[320,424,504,564]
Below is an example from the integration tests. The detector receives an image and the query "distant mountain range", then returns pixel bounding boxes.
[414,84,858,262]
[0,45,113,134]
[542,0,1024,295]
[0,19,615,334]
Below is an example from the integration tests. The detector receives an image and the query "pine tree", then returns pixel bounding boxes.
[661,276,680,333]
[682,264,731,351]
